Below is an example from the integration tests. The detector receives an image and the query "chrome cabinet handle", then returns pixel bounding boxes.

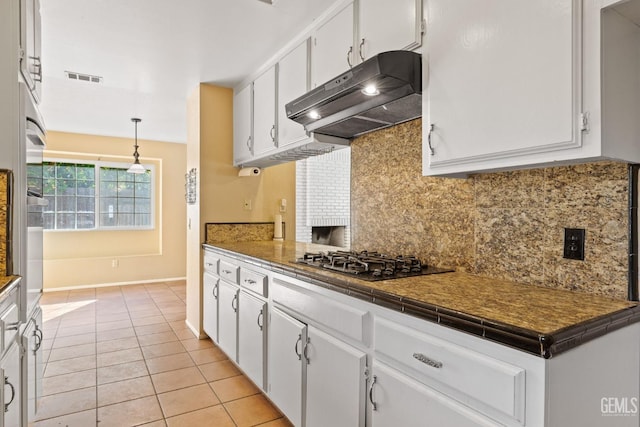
[212,283,218,299]
[205,262,214,267]
[270,125,276,145]
[369,375,378,411]
[358,38,365,61]
[303,338,310,364]
[257,309,264,331]
[30,56,42,83]
[33,327,43,353]
[244,278,257,285]
[4,377,15,412]
[295,334,302,360]
[427,124,435,156]
[222,269,232,275]
[347,46,353,68]
[246,136,252,153]
[231,294,238,313]
[413,352,443,369]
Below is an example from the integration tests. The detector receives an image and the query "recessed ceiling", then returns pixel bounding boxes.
[40,0,337,143]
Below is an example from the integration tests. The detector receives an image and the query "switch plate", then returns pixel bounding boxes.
[563,228,585,261]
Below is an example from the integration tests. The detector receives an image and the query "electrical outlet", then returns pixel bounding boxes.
[243,199,252,211]
[563,228,585,261]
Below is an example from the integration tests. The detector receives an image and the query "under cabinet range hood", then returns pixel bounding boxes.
[286,50,422,139]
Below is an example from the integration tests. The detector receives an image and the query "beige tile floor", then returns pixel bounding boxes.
[34,281,292,427]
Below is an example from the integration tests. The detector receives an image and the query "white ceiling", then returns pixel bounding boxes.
[40,0,337,143]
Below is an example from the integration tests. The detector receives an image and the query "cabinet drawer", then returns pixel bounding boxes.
[271,277,367,343]
[219,260,239,284]
[0,303,19,355]
[374,317,525,423]
[203,252,219,275]
[239,268,267,297]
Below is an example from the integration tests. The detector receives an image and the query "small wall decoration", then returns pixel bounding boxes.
[185,168,197,204]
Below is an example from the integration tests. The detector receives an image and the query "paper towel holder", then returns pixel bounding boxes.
[238,167,261,177]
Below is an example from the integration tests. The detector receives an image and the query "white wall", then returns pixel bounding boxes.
[296,148,351,246]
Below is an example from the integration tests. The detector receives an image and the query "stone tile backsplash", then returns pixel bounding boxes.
[0,170,9,277]
[351,119,630,299]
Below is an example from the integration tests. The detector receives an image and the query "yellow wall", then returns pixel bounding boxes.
[185,84,296,336]
[43,131,187,289]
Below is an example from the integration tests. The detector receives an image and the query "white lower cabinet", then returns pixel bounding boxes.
[268,307,306,427]
[370,361,497,427]
[238,290,266,390]
[305,325,366,427]
[202,272,219,342]
[267,306,366,427]
[21,307,43,424]
[1,342,21,427]
[218,280,239,362]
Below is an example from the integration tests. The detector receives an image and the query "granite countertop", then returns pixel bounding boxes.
[203,241,640,358]
[0,276,21,299]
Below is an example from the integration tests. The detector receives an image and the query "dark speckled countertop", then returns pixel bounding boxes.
[203,241,640,358]
[0,276,21,298]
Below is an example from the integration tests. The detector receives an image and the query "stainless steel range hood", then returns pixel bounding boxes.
[286,51,422,139]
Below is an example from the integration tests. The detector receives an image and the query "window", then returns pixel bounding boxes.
[28,160,154,230]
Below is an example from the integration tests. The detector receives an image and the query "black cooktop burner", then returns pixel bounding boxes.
[295,250,453,281]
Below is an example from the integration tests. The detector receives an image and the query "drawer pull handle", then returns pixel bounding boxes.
[413,353,443,369]
[295,334,302,360]
[4,376,15,412]
[212,283,219,300]
[257,309,264,331]
[244,278,257,285]
[222,269,232,275]
[369,375,378,411]
[205,263,214,267]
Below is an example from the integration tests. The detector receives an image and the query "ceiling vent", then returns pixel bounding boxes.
[65,71,103,84]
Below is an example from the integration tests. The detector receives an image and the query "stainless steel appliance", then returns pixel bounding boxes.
[286,51,422,140]
[296,250,452,281]
[19,81,45,424]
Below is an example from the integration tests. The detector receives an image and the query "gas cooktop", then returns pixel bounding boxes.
[295,250,453,282]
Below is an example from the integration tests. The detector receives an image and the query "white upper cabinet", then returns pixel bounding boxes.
[423,0,640,176]
[423,0,580,176]
[252,66,278,157]
[20,0,42,103]
[233,84,253,166]
[278,39,310,148]
[358,0,423,61]
[312,2,356,87]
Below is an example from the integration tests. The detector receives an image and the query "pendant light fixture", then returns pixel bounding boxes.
[127,117,146,174]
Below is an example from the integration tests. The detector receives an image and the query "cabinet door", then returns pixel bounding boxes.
[202,273,219,343]
[238,291,266,390]
[20,0,42,103]
[233,84,253,166]
[370,362,497,427]
[312,2,355,87]
[1,343,22,427]
[424,0,582,176]
[305,326,366,427]
[278,39,310,148]
[218,281,239,362]
[253,66,278,156]
[359,0,422,60]
[268,307,305,427]
[22,308,43,424]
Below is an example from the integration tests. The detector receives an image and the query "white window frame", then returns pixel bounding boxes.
[40,158,156,232]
